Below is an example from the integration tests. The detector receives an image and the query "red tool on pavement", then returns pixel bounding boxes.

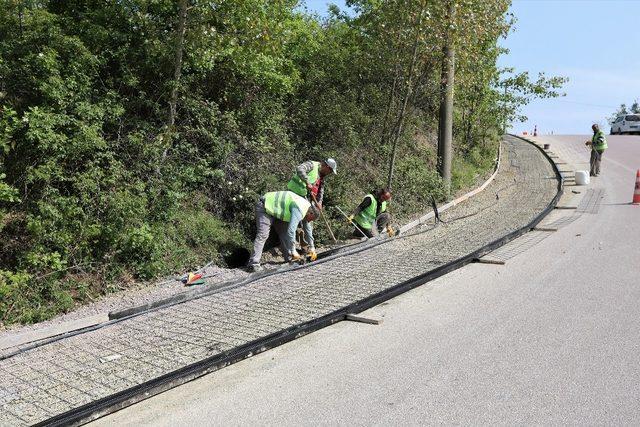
[184,272,204,286]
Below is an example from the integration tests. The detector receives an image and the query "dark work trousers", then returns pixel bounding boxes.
[590,149,604,176]
[353,212,391,238]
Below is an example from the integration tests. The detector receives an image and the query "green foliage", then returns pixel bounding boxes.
[0,173,18,203]
[0,0,548,326]
[498,68,568,125]
[452,140,499,193]
[0,269,74,324]
[154,207,250,272]
[394,156,446,213]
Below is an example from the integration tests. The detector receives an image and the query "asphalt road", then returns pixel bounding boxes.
[95,135,640,426]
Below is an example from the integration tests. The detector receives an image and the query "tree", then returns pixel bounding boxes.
[499,69,568,128]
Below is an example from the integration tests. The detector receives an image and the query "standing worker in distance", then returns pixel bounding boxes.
[585,123,607,177]
[247,191,320,272]
[348,188,394,238]
[287,158,337,260]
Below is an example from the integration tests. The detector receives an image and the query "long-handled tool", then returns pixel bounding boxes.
[310,193,337,244]
[335,206,369,239]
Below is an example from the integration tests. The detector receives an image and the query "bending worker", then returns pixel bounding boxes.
[348,188,394,238]
[287,158,337,260]
[247,190,320,272]
[585,123,607,177]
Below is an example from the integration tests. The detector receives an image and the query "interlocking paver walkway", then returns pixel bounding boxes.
[0,136,558,425]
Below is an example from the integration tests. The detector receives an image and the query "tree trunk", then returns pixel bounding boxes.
[379,65,400,151]
[162,0,188,162]
[387,4,425,189]
[379,32,403,151]
[502,83,508,134]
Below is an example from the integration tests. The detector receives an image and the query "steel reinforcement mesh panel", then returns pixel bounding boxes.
[0,136,558,425]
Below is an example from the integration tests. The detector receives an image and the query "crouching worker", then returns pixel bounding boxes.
[247,191,320,272]
[348,188,394,238]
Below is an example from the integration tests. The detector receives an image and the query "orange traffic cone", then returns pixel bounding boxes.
[633,170,640,205]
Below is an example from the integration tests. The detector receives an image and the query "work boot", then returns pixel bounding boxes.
[246,263,262,273]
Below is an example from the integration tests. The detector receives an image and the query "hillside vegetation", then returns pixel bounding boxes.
[0,0,564,325]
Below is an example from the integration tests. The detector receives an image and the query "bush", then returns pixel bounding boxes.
[153,204,250,274]
[452,140,499,193]
[0,269,74,325]
[0,1,507,325]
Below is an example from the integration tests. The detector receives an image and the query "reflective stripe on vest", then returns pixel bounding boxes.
[287,161,320,197]
[592,130,608,150]
[263,191,311,222]
[354,194,387,230]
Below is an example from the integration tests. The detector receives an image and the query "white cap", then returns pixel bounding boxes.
[325,158,337,174]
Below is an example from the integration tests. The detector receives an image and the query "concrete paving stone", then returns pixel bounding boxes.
[0,410,21,425]
[6,400,47,425]
[44,383,74,396]
[10,386,40,401]
[85,384,115,399]
[71,378,101,392]
[34,397,74,416]
[0,136,559,424]
[59,390,92,406]
[0,374,21,389]
[97,375,136,391]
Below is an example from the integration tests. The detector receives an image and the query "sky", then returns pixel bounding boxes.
[303,0,640,135]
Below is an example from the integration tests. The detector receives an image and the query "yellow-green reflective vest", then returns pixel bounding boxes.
[287,161,320,196]
[264,191,311,222]
[354,194,387,230]
[592,130,608,150]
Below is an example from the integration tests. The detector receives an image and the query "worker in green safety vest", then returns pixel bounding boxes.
[585,123,608,177]
[247,190,320,272]
[348,188,394,238]
[286,158,337,259]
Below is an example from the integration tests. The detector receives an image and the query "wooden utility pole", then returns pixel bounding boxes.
[437,0,455,198]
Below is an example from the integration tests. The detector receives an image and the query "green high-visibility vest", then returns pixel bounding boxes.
[263,191,311,222]
[287,161,320,197]
[354,194,387,230]
[592,130,608,150]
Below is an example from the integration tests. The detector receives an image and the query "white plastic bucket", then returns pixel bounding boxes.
[575,170,589,185]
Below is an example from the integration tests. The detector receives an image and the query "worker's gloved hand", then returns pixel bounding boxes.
[315,201,322,210]
[347,215,354,223]
[290,250,302,262]
[386,225,396,237]
[308,250,318,262]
